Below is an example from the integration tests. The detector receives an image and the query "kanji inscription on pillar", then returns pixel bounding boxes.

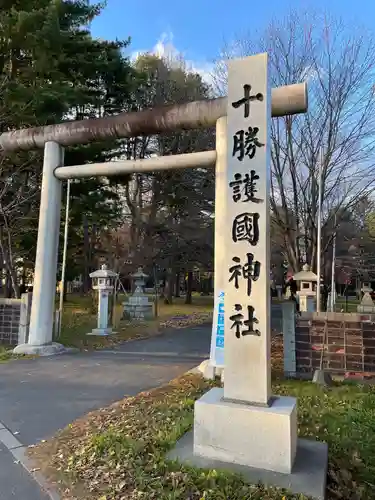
[224,53,272,406]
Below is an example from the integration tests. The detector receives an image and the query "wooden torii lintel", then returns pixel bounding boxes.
[0,83,307,153]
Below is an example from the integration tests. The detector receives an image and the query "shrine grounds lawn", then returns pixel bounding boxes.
[28,338,375,500]
[0,294,212,362]
[57,293,213,350]
[0,346,13,362]
[0,345,36,363]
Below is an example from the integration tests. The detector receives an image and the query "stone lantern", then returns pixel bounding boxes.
[88,264,118,336]
[123,267,153,320]
[293,264,318,312]
[357,283,375,313]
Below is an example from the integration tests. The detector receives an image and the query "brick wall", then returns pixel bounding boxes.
[294,312,375,375]
[0,299,21,345]
[0,294,32,346]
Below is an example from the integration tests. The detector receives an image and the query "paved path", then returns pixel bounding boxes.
[0,303,284,499]
[0,324,211,499]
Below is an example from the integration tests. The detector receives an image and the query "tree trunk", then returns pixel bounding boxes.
[0,265,3,297]
[185,271,193,304]
[63,281,68,303]
[5,271,11,298]
[3,263,20,299]
[174,272,180,297]
[200,277,210,295]
[83,215,90,292]
[164,268,173,305]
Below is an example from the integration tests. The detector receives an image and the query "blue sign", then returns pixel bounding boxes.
[213,291,225,365]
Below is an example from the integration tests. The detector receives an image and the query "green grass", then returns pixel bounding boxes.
[0,346,36,363]
[57,294,214,350]
[30,374,375,500]
[0,346,13,363]
[335,297,360,313]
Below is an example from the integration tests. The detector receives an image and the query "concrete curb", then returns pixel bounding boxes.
[0,420,60,500]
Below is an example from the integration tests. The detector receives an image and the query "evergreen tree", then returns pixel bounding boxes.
[0,0,138,296]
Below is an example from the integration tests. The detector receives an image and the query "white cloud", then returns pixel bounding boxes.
[130,32,214,86]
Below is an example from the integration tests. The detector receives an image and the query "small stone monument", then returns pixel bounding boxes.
[88,264,117,336]
[293,264,318,312]
[123,267,153,320]
[357,283,375,313]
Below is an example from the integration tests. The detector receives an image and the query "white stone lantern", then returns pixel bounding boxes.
[293,264,318,312]
[88,264,118,336]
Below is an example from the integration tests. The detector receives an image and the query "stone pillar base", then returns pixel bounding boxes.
[196,359,224,381]
[194,388,297,473]
[13,342,68,356]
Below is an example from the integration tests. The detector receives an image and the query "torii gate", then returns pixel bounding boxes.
[0,54,307,357]
[1,55,327,496]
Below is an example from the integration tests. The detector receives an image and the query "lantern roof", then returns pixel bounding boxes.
[293,263,318,282]
[131,266,149,279]
[89,264,117,279]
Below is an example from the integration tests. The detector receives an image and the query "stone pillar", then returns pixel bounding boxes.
[14,142,66,356]
[18,292,32,345]
[167,55,327,499]
[222,56,271,406]
[98,289,109,330]
[88,264,117,336]
[193,53,297,474]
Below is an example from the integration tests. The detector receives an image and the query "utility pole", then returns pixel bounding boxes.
[316,146,323,313]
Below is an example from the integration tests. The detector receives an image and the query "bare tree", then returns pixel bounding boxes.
[99,223,133,275]
[113,54,215,295]
[213,11,375,273]
[0,151,42,297]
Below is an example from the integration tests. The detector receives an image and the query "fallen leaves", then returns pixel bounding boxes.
[27,337,375,500]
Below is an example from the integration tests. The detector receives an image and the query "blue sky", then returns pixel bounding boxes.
[91,0,375,74]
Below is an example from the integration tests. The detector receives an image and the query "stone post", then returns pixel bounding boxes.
[18,292,32,345]
[282,300,297,377]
